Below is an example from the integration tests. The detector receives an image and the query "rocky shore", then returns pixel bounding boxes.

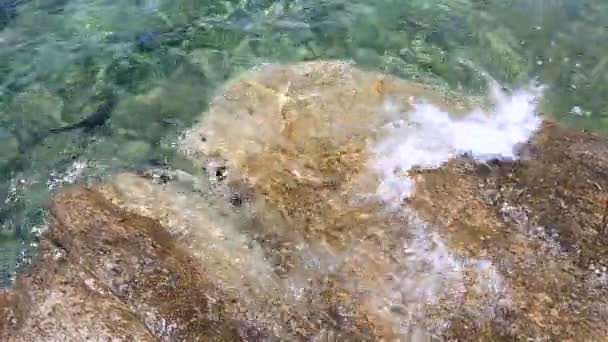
[1,61,606,341]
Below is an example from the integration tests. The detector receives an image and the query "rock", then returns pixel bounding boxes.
[177,60,608,340]
[179,60,471,180]
[408,120,608,339]
[1,61,607,340]
[96,172,379,339]
[176,60,524,338]
[0,187,271,341]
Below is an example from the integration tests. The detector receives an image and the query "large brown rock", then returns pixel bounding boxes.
[0,187,271,341]
[0,61,607,341]
[409,120,608,340]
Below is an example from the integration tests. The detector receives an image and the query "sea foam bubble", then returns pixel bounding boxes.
[370,84,543,205]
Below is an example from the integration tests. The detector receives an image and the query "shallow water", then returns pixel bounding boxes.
[0,0,606,285]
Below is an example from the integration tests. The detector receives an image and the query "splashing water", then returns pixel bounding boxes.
[364,213,508,335]
[371,85,544,205]
[356,84,543,334]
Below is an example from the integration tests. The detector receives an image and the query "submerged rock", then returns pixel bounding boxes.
[0,187,268,341]
[1,61,607,340]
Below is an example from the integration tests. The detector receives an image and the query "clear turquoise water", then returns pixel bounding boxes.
[0,0,607,285]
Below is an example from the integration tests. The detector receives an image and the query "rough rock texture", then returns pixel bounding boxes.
[1,61,607,341]
[178,61,502,338]
[409,119,608,340]
[0,188,271,341]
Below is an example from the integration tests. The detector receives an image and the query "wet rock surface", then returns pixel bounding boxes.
[409,120,608,340]
[0,187,276,341]
[1,61,607,341]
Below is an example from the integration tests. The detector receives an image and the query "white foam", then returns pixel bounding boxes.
[363,213,508,334]
[370,85,543,204]
[361,85,536,333]
[47,160,89,190]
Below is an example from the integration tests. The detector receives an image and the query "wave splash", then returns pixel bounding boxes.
[371,85,544,205]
